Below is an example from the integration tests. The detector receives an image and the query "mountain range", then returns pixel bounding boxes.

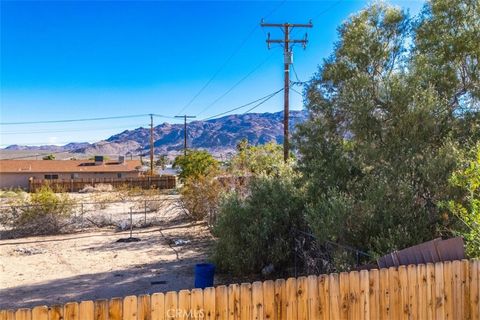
[3,110,308,156]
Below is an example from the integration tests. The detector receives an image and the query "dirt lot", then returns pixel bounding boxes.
[0,196,216,310]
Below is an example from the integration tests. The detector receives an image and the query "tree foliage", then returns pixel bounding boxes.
[296,0,479,262]
[228,139,293,177]
[173,150,219,181]
[443,144,480,257]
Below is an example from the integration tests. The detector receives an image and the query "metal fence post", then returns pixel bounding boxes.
[144,200,147,225]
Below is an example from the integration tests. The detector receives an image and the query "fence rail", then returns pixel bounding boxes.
[1,259,479,319]
[28,176,177,193]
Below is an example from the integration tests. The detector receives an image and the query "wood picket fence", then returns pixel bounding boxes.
[1,259,479,320]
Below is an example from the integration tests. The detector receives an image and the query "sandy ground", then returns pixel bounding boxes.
[0,217,215,309]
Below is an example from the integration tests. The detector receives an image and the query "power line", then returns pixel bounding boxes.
[0,114,174,126]
[195,48,279,117]
[175,0,286,116]
[0,124,149,135]
[243,89,284,114]
[202,88,284,120]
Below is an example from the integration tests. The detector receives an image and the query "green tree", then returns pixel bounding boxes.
[295,0,479,265]
[443,144,480,257]
[155,155,168,170]
[42,154,56,160]
[173,150,219,181]
[228,140,292,176]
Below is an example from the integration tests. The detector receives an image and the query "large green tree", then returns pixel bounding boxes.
[296,0,479,260]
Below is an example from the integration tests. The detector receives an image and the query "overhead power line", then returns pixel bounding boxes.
[0,113,174,126]
[195,48,279,117]
[175,0,286,117]
[242,89,284,114]
[203,88,284,120]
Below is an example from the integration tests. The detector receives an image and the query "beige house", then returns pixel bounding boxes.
[0,157,142,190]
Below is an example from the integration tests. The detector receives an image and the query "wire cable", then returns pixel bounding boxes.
[202,88,284,120]
[242,89,283,114]
[0,114,173,126]
[196,48,279,117]
[176,0,286,116]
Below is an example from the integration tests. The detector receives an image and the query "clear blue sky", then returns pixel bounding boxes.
[0,0,425,147]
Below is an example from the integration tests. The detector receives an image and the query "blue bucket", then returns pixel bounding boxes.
[194,263,215,289]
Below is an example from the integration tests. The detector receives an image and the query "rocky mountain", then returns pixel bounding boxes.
[3,110,308,155]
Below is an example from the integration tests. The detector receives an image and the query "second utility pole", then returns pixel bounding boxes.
[175,115,196,156]
[149,114,154,176]
[261,21,312,161]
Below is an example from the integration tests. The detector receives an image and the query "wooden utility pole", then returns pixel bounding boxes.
[149,114,154,176]
[261,21,312,161]
[175,115,196,156]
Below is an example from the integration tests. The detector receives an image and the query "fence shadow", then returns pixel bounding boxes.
[0,256,208,310]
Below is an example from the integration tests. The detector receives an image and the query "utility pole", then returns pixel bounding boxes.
[149,114,154,176]
[261,21,312,161]
[175,115,196,156]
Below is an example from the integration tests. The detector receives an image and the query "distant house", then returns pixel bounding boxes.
[0,157,142,190]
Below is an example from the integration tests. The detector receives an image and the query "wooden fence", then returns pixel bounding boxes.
[1,259,479,320]
[28,176,176,193]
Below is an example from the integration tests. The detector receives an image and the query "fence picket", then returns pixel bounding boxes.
[443,261,453,320]
[79,301,94,320]
[328,273,340,320]
[228,284,240,320]
[191,289,203,320]
[285,278,297,320]
[348,271,360,319]
[251,281,264,320]
[274,279,286,320]
[31,307,47,320]
[64,302,79,320]
[296,277,307,320]
[470,260,479,320]
[240,283,252,320]
[262,281,275,320]
[368,269,380,320]
[178,290,191,320]
[151,293,165,320]
[94,300,108,320]
[407,265,418,320]
[138,294,151,320]
[317,275,329,320]
[338,272,349,319]
[451,260,463,319]
[434,262,445,319]
[204,287,216,320]
[108,298,123,320]
[48,306,63,320]
[165,291,178,320]
[306,275,319,320]
[215,286,228,320]
[359,270,370,320]
[398,266,409,320]
[123,296,138,320]
[379,268,390,320]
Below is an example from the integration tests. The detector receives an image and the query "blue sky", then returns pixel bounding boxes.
[0,0,425,147]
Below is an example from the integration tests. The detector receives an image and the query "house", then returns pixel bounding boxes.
[0,157,142,190]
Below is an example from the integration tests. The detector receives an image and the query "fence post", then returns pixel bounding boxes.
[144,200,147,225]
[130,207,133,238]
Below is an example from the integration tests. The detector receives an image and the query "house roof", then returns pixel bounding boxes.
[0,160,142,173]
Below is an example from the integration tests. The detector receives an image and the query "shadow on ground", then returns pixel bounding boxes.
[0,253,214,310]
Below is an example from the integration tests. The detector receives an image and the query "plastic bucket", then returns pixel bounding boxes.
[194,263,215,289]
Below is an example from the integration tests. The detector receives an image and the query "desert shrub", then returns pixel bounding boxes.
[79,184,113,193]
[442,143,480,257]
[181,173,224,222]
[212,174,305,276]
[2,186,76,236]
